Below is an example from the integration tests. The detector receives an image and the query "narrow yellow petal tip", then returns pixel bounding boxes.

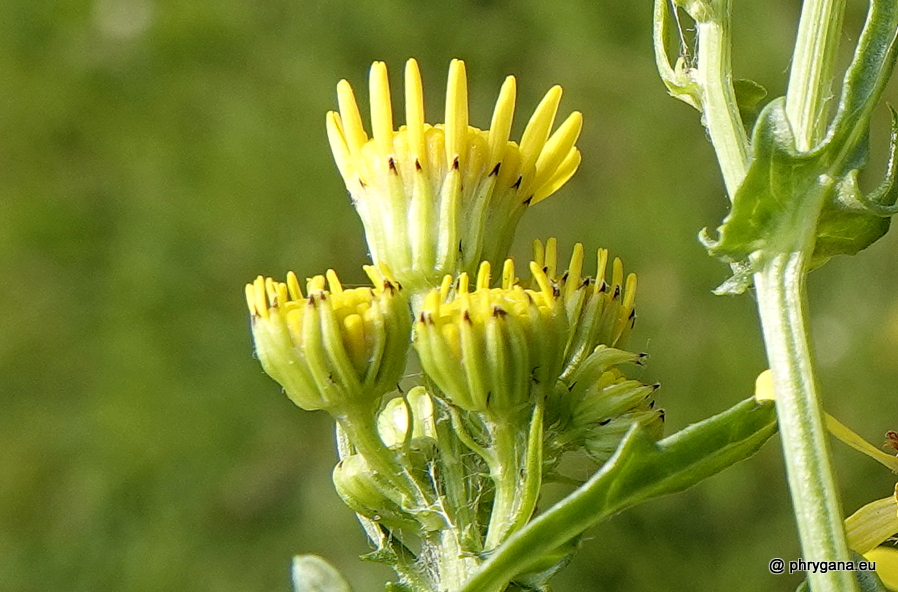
[520,85,563,166]
[488,75,517,165]
[445,59,469,166]
[404,58,425,159]
[369,61,394,157]
[336,79,368,156]
[754,369,775,401]
[476,260,492,290]
[326,269,343,294]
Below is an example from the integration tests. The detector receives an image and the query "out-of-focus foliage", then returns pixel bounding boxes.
[1,1,897,591]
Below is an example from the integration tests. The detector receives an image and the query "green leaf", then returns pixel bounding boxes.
[458,396,778,592]
[292,555,353,592]
[700,98,829,262]
[734,79,768,132]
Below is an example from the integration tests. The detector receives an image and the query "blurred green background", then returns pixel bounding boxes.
[2,1,898,590]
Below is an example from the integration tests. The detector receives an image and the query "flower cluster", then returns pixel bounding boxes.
[245,59,663,592]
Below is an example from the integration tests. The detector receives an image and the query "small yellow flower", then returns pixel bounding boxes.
[326,59,582,296]
[413,259,567,415]
[245,267,410,412]
[532,238,637,379]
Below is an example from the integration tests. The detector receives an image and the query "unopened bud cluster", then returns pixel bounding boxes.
[245,59,664,592]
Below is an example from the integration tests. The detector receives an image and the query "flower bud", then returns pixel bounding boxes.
[245,266,411,412]
[332,453,419,532]
[414,260,567,415]
[326,59,582,296]
[583,408,665,464]
[377,387,437,447]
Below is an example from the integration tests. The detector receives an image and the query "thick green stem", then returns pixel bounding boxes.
[433,530,486,592]
[695,0,750,197]
[785,0,847,151]
[754,252,856,592]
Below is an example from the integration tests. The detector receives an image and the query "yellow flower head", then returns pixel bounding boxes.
[532,238,638,379]
[326,59,583,296]
[245,267,410,412]
[413,259,567,415]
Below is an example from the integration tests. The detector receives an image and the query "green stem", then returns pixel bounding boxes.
[484,420,521,550]
[753,252,856,592]
[432,529,485,592]
[785,0,847,151]
[695,0,750,197]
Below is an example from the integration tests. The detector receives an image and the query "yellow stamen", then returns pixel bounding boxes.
[439,274,453,302]
[326,269,344,294]
[423,288,442,317]
[287,271,303,301]
[325,112,354,183]
[307,274,326,293]
[476,261,492,290]
[502,259,516,290]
